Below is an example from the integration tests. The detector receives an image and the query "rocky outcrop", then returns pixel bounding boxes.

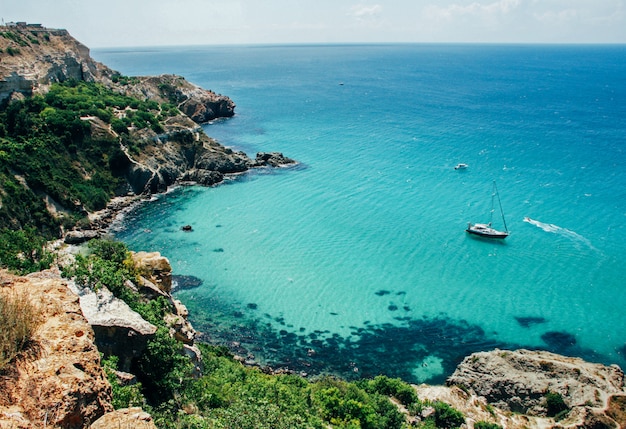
[132,251,174,293]
[124,130,251,194]
[446,349,626,428]
[120,74,236,122]
[0,26,103,103]
[252,151,298,167]
[89,407,157,429]
[67,282,158,373]
[0,269,113,428]
[131,252,199,354]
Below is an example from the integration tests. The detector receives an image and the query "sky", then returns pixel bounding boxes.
[2,0,626,48]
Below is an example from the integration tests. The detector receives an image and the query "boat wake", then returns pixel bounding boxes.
[523,217,596,251]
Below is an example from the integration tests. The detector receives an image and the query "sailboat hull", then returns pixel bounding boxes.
[466,223,509,239]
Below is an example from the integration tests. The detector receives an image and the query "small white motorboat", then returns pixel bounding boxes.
[454,163,468,170]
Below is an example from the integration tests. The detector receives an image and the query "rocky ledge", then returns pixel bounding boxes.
[441,349,626,428]
[0,269,113,428]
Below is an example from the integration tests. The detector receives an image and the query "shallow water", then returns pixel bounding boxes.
[99,44,626,383]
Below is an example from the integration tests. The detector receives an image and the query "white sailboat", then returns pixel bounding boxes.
[466,181,509,239]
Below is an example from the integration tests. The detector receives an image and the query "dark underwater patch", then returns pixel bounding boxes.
[213,248,225,253]
[541,331,577,351]
[515,316,547,328]
[247,303,258,310]
[171,275,203,291]
[181,291,614,386]
[374,290,391,296]
[388,304,398,311]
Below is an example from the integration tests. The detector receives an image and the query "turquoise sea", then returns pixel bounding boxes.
[95,44,626,384]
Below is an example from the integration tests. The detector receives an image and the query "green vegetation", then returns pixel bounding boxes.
[0,80,179,272]
[474,422,502,429]
[545,391,569,420]
[0,227,54,274]
[0,288,39,370]
[60,238,469,428]
[430,401,465,429]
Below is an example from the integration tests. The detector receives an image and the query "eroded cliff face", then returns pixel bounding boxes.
[0,26,101,103]
[0,250,200,428]
[0,269,113,428]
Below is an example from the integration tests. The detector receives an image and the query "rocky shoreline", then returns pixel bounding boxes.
[3,262,625,428]
[62,150,299,245]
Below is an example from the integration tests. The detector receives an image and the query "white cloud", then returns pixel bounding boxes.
[349,4,383,20]
[424,0,522,22]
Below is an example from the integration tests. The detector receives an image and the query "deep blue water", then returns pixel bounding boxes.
[95,44,626,384]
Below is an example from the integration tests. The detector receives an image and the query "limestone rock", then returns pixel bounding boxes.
[132,251,173,293]
[0,269,113,428]
[448,349,625,415]
[0,26,101,103]
[90,407,157,429]
[164,299,195,345]
[67,282,157,372]
[64,229,100,244]
[446,349,626,428]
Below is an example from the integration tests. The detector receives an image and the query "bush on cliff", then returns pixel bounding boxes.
[63,239,195,405]
[0,227,54,274]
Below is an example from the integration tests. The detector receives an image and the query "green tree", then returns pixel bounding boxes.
[0,227,54,274]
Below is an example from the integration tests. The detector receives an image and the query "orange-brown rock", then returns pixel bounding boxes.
[89,407,157,429]
[132,251,173,293]
[0,269,113,428]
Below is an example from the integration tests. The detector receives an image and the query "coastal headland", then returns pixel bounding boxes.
[1,24,625,428]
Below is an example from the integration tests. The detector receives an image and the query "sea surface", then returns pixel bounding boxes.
[95,44,626,384]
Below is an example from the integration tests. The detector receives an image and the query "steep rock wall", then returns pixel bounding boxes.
[0,269,113,428]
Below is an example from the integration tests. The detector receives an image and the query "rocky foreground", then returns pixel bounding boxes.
[2,256,625,428]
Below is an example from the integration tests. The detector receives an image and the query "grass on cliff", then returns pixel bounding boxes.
[0,288,39,370]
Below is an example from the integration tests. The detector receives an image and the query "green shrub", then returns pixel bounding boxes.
[431,401,465,429]
[545,391,569,419]
[102,355,145,409]
[0,227,54,274]
[359,375,419,406]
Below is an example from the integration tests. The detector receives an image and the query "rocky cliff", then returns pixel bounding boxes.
[0,269,113,428]
[0,24,233,122]
[444,349,626,428]
[0,249,198,428]
[0,24,296,240]
[0,26,96,103]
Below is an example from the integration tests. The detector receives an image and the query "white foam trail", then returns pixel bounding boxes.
[523,217,597,251]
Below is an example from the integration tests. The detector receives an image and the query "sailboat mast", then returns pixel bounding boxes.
[493,181,508,232]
